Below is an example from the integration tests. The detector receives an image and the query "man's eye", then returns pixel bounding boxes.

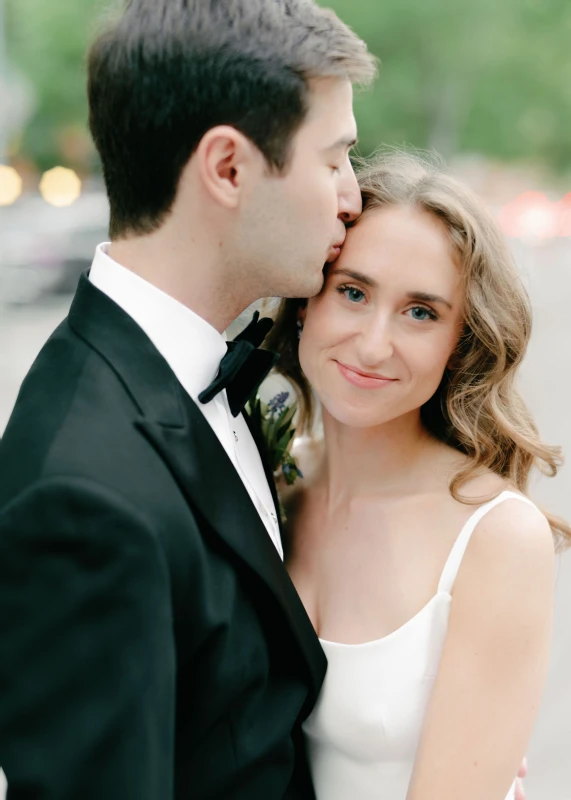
[407,306,438,321]
[337,285,365,303]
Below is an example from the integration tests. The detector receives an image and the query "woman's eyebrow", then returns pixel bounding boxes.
[333,270,454,310]
[333,268,377,287]
[406,291,453,310]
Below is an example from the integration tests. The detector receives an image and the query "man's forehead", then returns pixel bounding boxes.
[304,76,355,120]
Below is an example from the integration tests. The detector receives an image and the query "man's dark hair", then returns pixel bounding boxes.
[87,0,376,238]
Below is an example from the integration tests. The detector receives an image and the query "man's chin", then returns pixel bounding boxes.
[271,258,330,300]
[302,268,326,299]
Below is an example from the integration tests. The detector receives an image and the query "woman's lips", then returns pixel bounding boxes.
[336,361,397,389]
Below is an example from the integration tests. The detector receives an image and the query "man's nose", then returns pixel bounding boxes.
[338,166,362,224]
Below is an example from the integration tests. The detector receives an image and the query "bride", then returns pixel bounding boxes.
[267,151,570,800]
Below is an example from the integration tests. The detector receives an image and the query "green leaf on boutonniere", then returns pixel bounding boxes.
[245,391,304,519]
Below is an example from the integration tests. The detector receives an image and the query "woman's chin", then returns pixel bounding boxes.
[321,400,389,430]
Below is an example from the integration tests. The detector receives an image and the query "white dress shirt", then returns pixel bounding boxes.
[89,243,283,559]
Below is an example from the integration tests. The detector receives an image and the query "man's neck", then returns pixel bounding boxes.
[107,234,250,334]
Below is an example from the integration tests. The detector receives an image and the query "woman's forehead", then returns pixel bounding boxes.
[334,205,461,292]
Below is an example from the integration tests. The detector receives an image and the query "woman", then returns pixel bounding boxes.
[267,151,570,800]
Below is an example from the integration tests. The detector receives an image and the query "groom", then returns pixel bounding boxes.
[0,2,530,799]
[0,1,374,798]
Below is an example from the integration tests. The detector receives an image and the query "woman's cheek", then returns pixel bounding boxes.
[410,348,451,402]
[301,300,342,374]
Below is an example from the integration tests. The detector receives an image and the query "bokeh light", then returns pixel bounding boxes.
[498,191,560,240]
[558,193,571,237]
[39,166,82,207]
[0,165,24,206]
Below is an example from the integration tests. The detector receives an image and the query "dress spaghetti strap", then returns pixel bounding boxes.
[437,491,536,595]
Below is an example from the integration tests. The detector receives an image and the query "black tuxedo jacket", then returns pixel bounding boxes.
[0,275,326,799]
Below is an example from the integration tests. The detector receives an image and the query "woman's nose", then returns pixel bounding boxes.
[355,315,394,366]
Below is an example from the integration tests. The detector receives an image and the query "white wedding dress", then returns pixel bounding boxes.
[303,491,535,800]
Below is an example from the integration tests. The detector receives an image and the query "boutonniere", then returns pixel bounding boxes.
[246,391,304,520]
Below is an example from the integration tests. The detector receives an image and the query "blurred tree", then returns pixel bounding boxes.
[322,0,571,171]
[5,0,108,171]
[4,0,571,172]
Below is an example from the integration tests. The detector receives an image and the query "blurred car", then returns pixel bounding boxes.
[0,190,109,305]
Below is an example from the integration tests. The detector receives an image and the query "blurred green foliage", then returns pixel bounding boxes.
[5,0,571,172]
[323,0,571,169]
[5,0,107,170]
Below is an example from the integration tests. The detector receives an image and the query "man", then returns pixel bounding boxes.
[0,2,531,798]
[0,1,375,797]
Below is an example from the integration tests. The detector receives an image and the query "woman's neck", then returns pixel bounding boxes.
[317,409,438,509]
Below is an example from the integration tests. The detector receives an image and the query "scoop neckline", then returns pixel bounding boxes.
[318,591,452,649]
[317,490,530,650]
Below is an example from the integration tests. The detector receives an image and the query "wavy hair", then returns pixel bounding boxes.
[267,150,570,548]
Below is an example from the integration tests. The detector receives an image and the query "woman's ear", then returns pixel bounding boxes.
[296,301,308,339]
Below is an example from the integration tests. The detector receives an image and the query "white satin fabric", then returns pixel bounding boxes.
[304,491,536,800]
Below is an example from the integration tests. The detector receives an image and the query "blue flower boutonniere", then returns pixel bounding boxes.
[246,391,304,511]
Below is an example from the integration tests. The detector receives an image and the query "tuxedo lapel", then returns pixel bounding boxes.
[137,399,324,694]
[68,274,326,697]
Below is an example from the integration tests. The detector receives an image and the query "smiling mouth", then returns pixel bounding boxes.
[336,361,397,389]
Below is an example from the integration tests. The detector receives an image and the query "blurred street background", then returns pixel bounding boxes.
[0,0,570,797]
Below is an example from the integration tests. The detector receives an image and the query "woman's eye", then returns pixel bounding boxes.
[407,306,438,321]
[337,285,365,304]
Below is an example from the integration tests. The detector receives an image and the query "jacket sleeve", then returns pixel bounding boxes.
[0,476,176,800]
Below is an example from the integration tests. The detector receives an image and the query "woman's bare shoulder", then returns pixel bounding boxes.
[425,441,552,547]
[433,439,522,503]
[470,490,553,564]
[450,477,554,630]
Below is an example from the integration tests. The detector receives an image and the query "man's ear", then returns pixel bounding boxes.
[195,125,258,209]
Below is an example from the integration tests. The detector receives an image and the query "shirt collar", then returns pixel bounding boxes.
[88,243,227,401]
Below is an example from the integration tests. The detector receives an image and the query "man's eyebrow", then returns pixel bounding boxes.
[324,137,358,152]
[333,270,454,310]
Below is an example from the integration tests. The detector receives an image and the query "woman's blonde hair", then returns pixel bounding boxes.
[267,150,570,548]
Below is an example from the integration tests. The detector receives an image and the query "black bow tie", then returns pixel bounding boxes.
[198,311,279,417]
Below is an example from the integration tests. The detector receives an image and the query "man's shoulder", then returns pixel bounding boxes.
[4,317,131,429]
[9,313,109,411]
[0,321,154,507]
